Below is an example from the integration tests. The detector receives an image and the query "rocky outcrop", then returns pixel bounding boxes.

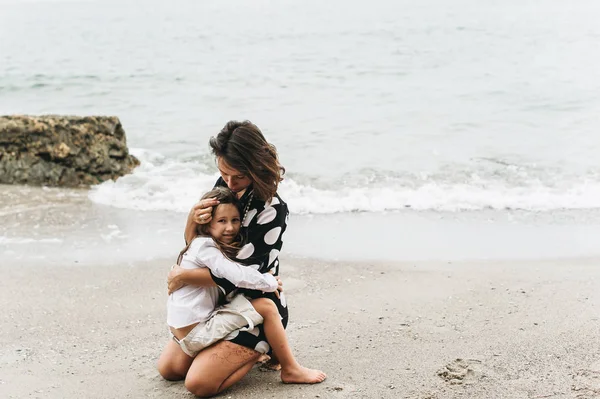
[0,115,139,187]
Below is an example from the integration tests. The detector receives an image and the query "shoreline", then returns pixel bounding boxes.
[1,256,599,398]
[2,183,600,266]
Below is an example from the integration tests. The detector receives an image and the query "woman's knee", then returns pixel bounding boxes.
[157,356,188,381]
[157,342,192,381]
[185,375,220,398]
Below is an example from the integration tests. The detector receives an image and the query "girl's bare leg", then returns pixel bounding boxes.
[251,298,326,384]
[184,340,260,397]
[157,339,194,380]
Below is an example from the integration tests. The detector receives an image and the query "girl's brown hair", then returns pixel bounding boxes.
[209,120,285,201]
[178,187,243,262]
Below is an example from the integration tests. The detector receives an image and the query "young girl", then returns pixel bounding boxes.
[162,187,326,387]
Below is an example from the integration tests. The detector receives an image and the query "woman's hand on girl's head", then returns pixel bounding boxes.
[167,264,186,294]
[191,198,219,225]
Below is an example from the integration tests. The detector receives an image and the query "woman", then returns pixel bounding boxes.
[158,120,292,397]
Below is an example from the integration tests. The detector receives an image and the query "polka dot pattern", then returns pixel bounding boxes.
[279,292,287,308]
[237,243,255,260]
[264,227,281,245]
[257,207,277,225]
[247,326,260,337]
[254,340,270,354]
[268,249,280,268]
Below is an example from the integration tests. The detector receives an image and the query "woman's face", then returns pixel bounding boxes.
[217,157,252,194]
[207,203,241,244]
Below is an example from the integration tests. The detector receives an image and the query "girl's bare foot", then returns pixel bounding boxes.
[281,365,327,384]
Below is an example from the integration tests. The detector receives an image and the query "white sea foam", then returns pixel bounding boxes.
[88,150,600,214]
[88,149,218,212]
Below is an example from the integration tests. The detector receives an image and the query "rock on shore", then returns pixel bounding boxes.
[0,115,139,187]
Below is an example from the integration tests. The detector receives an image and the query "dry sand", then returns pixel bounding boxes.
[1,256,599,399]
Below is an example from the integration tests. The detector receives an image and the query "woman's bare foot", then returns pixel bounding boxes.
[281,365,327,384]
[256,354,271,364]
[259,358,282,372]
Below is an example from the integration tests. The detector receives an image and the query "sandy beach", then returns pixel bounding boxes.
[1,255,599,399]
[3,0,600,398]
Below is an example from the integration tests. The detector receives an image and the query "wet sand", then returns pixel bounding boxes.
[1,256,600,398]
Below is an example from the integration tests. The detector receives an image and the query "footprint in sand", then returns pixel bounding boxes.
[437,358,483,385]
[571,360,600,399]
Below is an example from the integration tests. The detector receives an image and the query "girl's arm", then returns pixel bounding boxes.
[199,244,278,293]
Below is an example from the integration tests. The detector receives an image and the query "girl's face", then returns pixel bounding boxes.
[207,203,241,244]
[217,157,252,195]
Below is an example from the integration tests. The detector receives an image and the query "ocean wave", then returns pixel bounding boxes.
[87,149,600,214]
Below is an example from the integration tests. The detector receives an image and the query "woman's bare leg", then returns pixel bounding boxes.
[184,340,260,397]
[217,357,257,392]
[157,339,194,380]
[251,298,326,384]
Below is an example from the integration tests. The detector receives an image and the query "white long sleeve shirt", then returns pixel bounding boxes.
[167,236,278,329]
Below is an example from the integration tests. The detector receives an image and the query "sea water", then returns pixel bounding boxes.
[1,0,600,264]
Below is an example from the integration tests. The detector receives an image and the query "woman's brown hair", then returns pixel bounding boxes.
[209,120,285,201]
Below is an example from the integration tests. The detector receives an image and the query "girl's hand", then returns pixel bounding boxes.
[191,198,219,225]
[168,264,185,294]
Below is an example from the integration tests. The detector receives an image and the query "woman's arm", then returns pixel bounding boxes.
[184,210,197,246]
[184,198,220,244]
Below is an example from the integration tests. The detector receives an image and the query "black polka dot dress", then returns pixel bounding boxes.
[209,178,289,354]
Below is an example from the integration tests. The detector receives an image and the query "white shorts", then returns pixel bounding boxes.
[171,294,263,357]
